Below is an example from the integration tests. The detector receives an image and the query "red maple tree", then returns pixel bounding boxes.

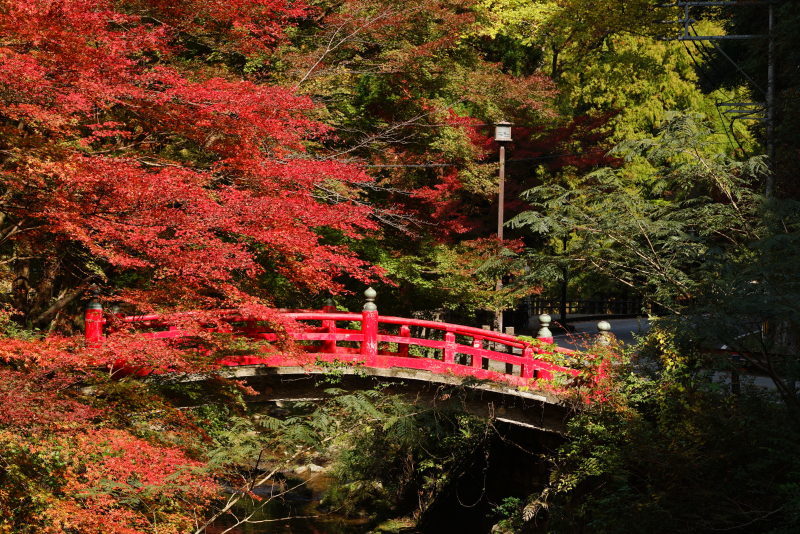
[0,1,385,531]
[0,0,382,329]
[0,2,615,530]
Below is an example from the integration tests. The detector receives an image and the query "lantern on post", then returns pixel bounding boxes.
[494,121,512,143]
[494,121,512,333]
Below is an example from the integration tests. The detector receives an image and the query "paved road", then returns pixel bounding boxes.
[552,317,651,351]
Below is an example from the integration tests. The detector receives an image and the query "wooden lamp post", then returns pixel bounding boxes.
[494,121,512,333]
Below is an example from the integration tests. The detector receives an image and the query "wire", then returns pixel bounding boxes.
[362,140,753,169]
[365,163,455,168]
[364,153,603,169]
[686,24,764,155]
[364,153,592,168]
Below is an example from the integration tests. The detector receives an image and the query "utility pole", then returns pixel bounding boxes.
[765,1,775,197]
[668,0,779,197]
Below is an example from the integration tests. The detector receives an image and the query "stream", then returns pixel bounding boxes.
[205,420,559,534]
[206,474,387,534]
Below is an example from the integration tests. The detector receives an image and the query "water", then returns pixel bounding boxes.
[206,475,375,534]
[205,415,557,533]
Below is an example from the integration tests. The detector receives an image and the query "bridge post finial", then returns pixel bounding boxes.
[363,287,377,311]
[537,313,554,344]
[596,320,612,346]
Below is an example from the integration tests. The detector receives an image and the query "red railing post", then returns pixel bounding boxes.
[521,346,536,379]
[84,290,104,348]
[504,326,515,374]
[398,325,411,357]
[361,287,378,366]
[481,325,491,369]
[322,298,337,354]
[444,331,456,364]
[471,337,483,368]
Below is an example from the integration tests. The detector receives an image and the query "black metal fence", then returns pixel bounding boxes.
[531,297,646,317]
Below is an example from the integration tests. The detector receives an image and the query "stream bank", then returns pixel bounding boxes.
[208,421,561,534]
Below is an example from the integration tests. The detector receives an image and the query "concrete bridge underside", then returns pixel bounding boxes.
[222,365,574,433]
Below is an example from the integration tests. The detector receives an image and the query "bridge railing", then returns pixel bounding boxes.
[274,311,579,380]
[88,289,584,387]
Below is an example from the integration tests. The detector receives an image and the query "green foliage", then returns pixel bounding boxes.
[515,110,800,414]
[680,196,800,411]
[0,308,38,340]
[246,381,494,521]
[378,238,538,315]
[511,112,766,313]
[326,404,491,519]
[491,496,525,532]
[474,3,751,144]
[537,329,800,533]
[700,1,800,194]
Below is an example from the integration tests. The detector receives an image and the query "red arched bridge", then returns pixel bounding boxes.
[85,288,586,391]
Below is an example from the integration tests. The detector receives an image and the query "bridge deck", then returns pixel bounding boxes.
[222,365,572,432]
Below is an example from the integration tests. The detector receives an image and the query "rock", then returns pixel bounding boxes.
[490,523,514,534]
[294,463,326,474]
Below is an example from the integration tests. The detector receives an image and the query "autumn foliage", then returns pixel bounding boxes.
[0,0,385,531]
[0,329,221,532]
[0,0,614,531]
[0,0,382,327]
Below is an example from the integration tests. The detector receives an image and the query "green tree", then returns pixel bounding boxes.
[474,1,753,144]
[700,1,800,195]
[512,112,800,409]
[532,332,800,533]
[511,113,766,314]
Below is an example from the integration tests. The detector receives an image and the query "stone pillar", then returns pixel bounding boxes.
[537,314,554,344]
[596,320,612,346]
